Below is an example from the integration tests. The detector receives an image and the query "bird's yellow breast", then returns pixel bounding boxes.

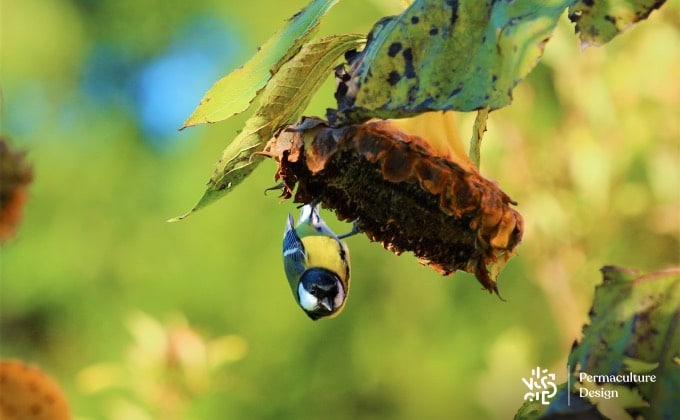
[300,235,349,282]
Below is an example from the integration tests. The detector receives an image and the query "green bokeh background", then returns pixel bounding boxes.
[1,1,678,419]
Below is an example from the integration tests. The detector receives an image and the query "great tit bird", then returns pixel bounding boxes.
[283,203,359,320]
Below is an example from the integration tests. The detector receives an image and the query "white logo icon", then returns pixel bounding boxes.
[522,366,557,405]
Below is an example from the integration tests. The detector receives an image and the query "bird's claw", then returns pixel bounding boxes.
[338,219,362,239]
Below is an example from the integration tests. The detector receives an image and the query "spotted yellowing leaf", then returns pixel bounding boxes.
[569,0,667,48]
[568,266,680,419]
[181,0,339,129]
[517,266,680,419]
[332,0,668,124]
[333,0,572,123]
[170,34,365,221]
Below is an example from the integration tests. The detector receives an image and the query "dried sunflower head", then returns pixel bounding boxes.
[261,117,523,296]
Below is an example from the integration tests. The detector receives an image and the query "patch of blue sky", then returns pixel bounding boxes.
[78,14,243,150]
[134,15,243,149]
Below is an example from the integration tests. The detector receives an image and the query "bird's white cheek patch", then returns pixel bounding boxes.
[333,282,345,308]
[298,283,319,311]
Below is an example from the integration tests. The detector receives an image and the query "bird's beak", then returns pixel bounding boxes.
[319,298,333,312]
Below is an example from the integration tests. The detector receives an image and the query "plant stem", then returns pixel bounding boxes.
[469,108,489,168]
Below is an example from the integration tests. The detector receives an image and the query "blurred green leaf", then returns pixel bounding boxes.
[568,0,667,48]
[181,0,340,129]
[569,266,679,376]
[569,266,680,419]
[171,34,365,221]
[516,266,680,419]
[514,384,605,420]
[335,0,571,122]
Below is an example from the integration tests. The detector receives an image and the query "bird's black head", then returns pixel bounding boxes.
[297,267,346,320]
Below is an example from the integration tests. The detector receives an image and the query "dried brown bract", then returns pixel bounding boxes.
[260,117,523,295]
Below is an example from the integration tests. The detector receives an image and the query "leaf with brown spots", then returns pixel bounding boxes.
[332,0,572,123]
[567,266,680,419]
[515,266,680,418]
[568,0,667,48]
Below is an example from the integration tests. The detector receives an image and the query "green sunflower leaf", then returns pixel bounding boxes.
[334,0,572,122]
[170,34,365,221]
[181,0,340,129]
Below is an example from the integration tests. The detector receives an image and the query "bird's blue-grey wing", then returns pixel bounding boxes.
[283,213,307,285]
